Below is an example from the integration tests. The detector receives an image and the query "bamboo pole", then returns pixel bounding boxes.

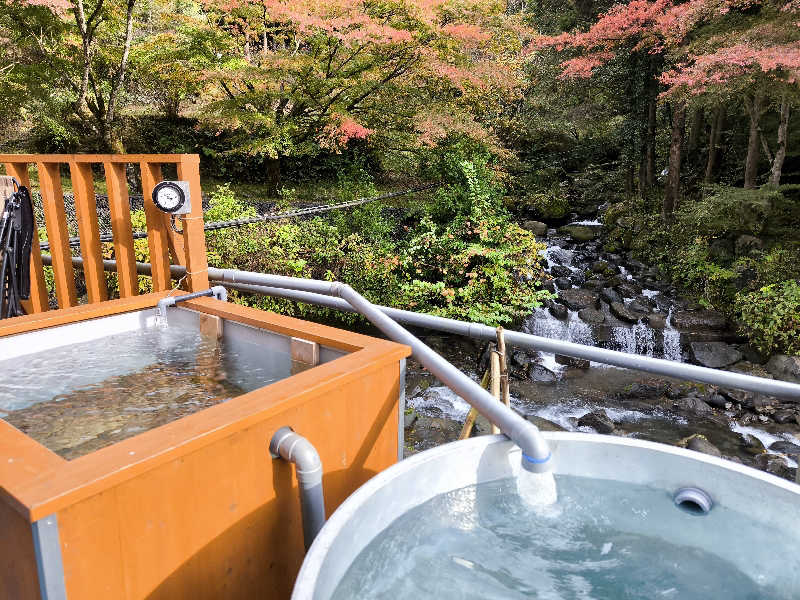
[458,370,490,440]
[490,350,501,434]
[496,327,510,409]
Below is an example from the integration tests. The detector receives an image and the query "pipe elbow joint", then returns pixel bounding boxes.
[329,281,349,298]
[270,427,323,488]
[155,297,176,318]
[515,423,553,474]
[210,285,228,303]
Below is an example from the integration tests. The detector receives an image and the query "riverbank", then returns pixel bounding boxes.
[404,215,800,483]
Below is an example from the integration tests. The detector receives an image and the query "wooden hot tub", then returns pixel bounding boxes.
[0,154,410,599]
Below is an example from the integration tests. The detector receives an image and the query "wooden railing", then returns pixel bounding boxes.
[0,154,209,315]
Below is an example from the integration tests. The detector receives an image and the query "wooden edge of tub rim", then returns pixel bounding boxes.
[0,295,411,522]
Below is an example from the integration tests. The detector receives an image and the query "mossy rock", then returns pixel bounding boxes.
[559,225,597,242]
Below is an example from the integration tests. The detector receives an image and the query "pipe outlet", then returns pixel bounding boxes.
[270,427,326,549]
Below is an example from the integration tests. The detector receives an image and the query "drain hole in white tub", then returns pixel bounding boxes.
[674,487,713,515]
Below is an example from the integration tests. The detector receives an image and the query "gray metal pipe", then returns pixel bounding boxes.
[155,286,227,317]
[48,254,800,400]
[210,280,800,401]
[212,269,552,472]
[269,427,326,550]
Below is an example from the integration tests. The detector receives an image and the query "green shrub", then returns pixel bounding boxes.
[737,280,800,356]
[522,188,569,220]
[204,146,552,326]
[682,186,782,238]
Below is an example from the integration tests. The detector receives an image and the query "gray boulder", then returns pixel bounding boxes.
[529,364,558,383]
[773,409,797,424]
[550,264,572,278]
[627,300,653,314]
[689,342,743,369]
[610,301,647,323]
[561,225,597,242]
[671,310,728,331]
[686,434,722,457]
[547,301,568,320]
[526,415,566,432]
[583,278,607,292]
[675,396,714,416]
[554,277,573,290]
[556,288,599,311]
[577,410,615,434]
[555,354,591,369]
[769,440,800,455]
[600,288,622,304]
[522,220,548,237]
[766,355,800,384]
[616,282,643,298]
[578,308,605,324]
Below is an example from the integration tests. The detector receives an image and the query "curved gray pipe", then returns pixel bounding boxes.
[50,253,800,401]
[155,285,228,318]
[270,427,326,550]
[217,270,552,473]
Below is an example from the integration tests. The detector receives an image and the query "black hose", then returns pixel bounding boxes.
[0,183,34,319]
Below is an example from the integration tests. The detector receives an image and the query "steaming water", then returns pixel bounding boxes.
[0,326,291,459]
[331,475,794,600]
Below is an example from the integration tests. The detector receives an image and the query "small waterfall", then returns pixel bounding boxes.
[526,309,595,372]
[609,321,655,357]
[662,309,682,362]
[539,246,575,270]
[527,309,594,346]
[618,266,634,281]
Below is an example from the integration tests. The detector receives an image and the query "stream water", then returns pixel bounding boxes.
[405,220,800,481]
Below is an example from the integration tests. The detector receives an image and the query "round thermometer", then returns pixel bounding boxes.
[152,181,187,213]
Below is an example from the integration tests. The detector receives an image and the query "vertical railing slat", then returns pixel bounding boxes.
[69,162,107,304]
[36,162,77,308]
[176,158,209,292]
[139,162,172,291]
[103,162,138,298]
[3,162,49,313]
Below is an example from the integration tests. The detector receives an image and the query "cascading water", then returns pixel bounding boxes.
[662,308,682,362]
[609,320,656,356]
[525,308,594,372]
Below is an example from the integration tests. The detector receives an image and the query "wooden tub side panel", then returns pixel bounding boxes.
[0,496,40,600]
[56,360,402,600]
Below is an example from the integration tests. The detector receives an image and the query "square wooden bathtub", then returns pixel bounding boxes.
[0,292,410,599]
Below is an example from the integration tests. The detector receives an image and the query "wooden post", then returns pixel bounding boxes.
[496,327,510,409]
[103,161,138,298]
[459,370,490,440]
[37,162,77,308]
[490,350,501,435]
[3,162,49,313]
[140,161,172,291]
[176,157,209,292]
[69,162,108,304]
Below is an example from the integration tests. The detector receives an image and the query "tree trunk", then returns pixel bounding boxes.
[265,157,281,196]
[744,95,764,189]
[663,102,686,219]
[625,163,634,199]
[687,107,703,160]
[704,106,725,184]
[645,93,657,189]
[768,97,790,187]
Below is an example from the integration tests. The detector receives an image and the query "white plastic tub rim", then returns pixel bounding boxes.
[293,432,800,600]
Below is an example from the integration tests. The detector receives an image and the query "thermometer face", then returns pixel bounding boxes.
[152,182,186,213]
